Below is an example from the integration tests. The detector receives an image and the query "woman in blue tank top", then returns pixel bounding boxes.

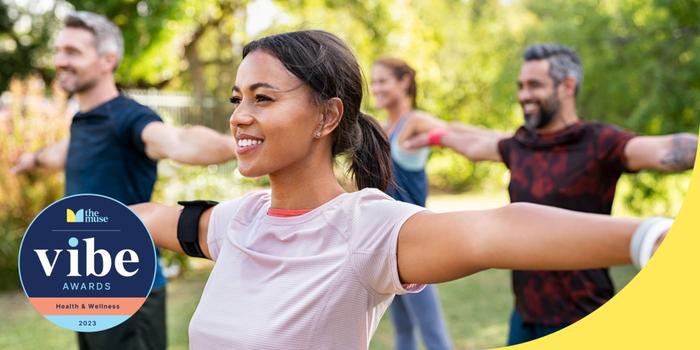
[371,58,452,350]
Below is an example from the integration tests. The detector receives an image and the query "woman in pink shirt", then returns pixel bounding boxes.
[132,30,668,349]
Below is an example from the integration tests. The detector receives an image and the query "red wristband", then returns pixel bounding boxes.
[427,128,448,146]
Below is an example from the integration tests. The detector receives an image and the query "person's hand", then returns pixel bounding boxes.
[652,230,667,254]
[630,217,673,269]
[10,152,37,174]
[403,132,431,150]
[403,128,448,150]
[401,113,447,150]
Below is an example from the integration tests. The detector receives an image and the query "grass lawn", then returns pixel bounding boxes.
[0,191,638,349]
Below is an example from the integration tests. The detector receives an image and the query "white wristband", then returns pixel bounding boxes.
[630,217,673,269]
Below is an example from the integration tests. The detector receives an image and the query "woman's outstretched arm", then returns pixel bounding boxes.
[397,202,644,284]
[130,203,214,259]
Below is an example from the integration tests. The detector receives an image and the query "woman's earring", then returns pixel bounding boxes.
[314,117,324,139]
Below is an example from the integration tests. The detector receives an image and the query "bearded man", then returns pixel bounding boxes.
[404,43,697,345]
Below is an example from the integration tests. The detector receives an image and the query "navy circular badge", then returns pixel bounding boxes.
[18,194,156,332]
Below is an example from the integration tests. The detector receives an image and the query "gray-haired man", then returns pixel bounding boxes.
[13,11,237,349]
[404,43,697,344]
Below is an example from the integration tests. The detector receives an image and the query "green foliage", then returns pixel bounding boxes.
[426,150,509,193]
[614,172,692,216]
[0,2,59,91]
[66,0,185,86]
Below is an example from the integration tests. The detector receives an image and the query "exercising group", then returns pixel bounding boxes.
[12,11,696,350]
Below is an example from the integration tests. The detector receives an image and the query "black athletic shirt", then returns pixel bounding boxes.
[65,93,165,288]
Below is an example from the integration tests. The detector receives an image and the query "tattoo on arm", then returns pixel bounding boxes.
[660,133,698,171]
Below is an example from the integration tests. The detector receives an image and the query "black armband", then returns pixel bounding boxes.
[177,200,218,258]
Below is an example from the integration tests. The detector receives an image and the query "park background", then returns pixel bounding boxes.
[0,0,698,348]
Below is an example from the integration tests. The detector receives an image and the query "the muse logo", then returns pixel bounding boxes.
[66,208,109,223]
[19,194,155,332]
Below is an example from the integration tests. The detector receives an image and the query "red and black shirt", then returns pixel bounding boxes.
[497,122,636,326]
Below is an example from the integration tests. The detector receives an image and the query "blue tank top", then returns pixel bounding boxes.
[385,116,429,206]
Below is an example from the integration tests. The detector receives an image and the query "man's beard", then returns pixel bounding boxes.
[523,93,560,131]
[58,69,98,94]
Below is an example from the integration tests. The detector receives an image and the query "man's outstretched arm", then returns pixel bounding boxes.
[142,122,237,165]
[625,133,698,172]
[11,139,69,174]
[404,121,509,162]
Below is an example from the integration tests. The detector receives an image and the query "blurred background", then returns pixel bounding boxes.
[1,0,698,348]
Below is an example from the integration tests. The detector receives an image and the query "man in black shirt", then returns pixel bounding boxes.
[12,11,236,350]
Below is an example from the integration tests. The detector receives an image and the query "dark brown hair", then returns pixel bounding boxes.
[242,30,392,191]
[374,57,417,108]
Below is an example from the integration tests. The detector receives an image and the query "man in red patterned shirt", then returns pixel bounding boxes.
[404,43,697,345]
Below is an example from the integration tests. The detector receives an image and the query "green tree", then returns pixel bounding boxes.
[0,1,59,91]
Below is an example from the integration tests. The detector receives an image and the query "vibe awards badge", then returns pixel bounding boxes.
[18,194,156,332]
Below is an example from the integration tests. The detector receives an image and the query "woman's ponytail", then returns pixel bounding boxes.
[349,113,392,191]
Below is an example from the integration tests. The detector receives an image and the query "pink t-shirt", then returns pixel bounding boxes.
[188,188,426,349]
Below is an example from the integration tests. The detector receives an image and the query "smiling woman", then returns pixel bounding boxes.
[230,31,392,194]
[129,30,669,350]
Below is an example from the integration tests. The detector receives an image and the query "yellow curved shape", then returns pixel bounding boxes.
[499,131,700,349]
[66,209,76,223]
